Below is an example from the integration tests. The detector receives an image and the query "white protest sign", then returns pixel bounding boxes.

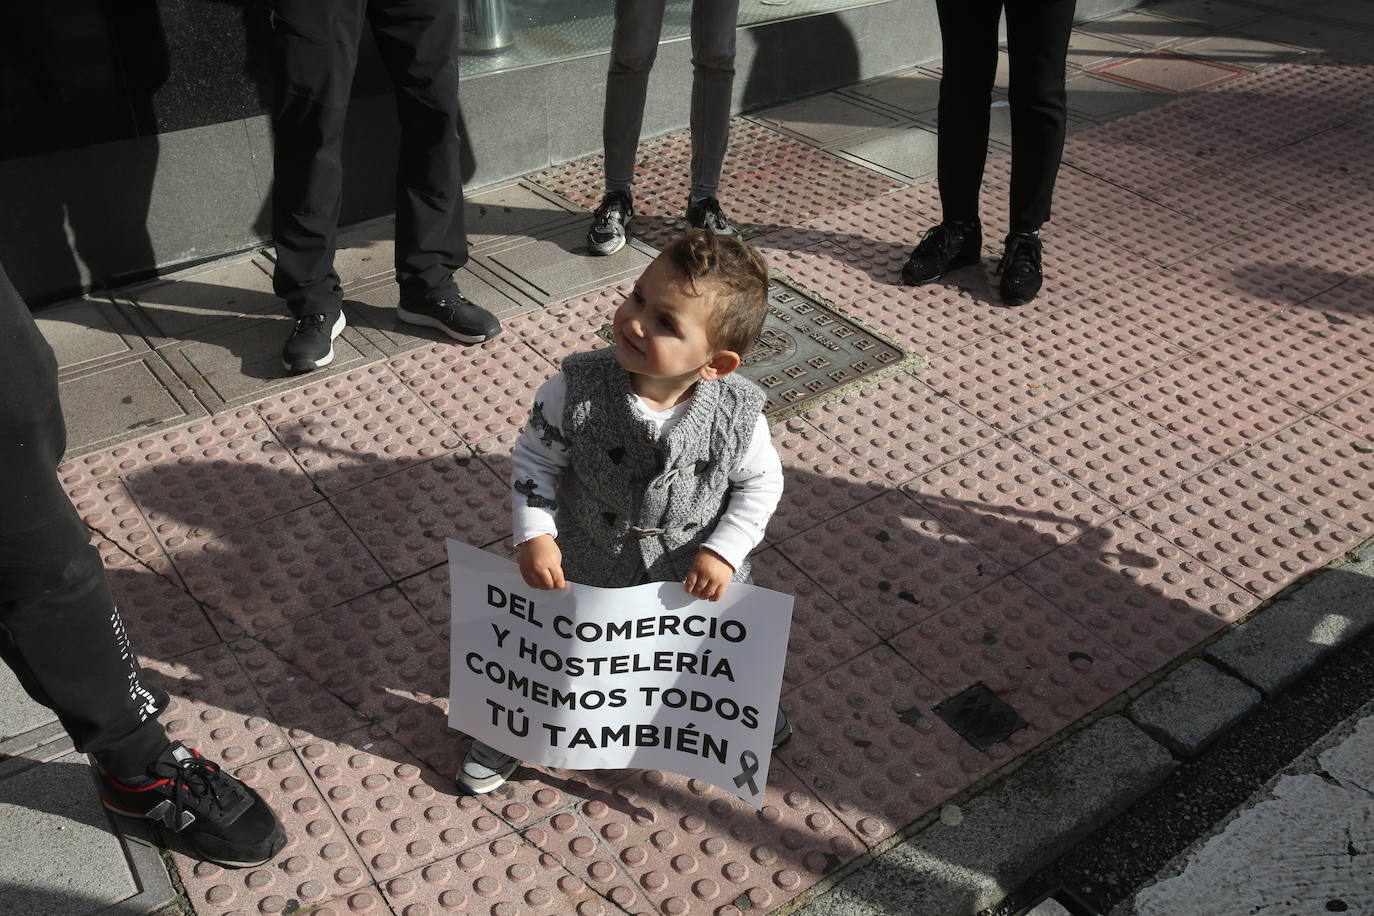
[446,539,793,807]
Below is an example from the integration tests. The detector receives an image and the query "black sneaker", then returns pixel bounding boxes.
[685,196,741,238]
[282,311,345,375]
[397,290,502,343]
[901,221,983,286]
[96,742,286,868]
[997,231,1044,306]
[587,191,634,256]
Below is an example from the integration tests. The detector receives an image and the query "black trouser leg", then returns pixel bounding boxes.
[369,0,467,300]
[269,0,367,319]
[1005,0,1075,233]
[0,547,171,777]
[934,0,1002,225]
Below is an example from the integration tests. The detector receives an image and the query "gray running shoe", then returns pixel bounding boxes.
[457,741,519,795]
[685,197,741,239]
[587,191,634,256]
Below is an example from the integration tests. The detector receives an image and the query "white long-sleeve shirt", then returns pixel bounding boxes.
[511,372,783,572]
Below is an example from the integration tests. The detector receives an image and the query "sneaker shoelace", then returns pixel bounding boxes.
[148,754,238,826]
[294,313,331,333]
[997,234,1042,277]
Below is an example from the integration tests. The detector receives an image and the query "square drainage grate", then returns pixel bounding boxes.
[934,682,1029,751]
[599,277,911,418]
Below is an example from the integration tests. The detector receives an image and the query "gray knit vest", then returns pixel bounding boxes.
[555,347,766,588]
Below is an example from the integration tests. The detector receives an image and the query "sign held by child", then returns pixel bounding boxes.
[446,539,793,807]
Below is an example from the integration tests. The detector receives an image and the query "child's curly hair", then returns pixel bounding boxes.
[660,229,770,356]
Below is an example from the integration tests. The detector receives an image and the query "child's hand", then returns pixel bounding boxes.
[518,535,566,589]
[684,548,734,602]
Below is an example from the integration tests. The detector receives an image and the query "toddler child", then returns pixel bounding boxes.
[458,229,790,794]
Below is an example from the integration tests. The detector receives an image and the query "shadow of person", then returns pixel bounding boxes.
[740,12,861,114]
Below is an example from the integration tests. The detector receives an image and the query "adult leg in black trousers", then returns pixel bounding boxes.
[0,263,285,867]
[270,0,500,376]
[902,0,1076,305]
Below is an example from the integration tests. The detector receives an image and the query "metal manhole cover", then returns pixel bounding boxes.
[598,277,911,418]
[933,682,1029,751]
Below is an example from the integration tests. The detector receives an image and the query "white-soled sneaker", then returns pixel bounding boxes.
[457,741,519,795]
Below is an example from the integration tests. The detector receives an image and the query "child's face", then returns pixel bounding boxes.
[612,256,721,384]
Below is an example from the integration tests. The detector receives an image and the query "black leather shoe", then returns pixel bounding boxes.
[685,197,741,238]
[997,231,1044,306]
[901,221,982,285]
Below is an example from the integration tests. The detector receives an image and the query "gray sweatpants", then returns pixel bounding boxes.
[603,0,740,201]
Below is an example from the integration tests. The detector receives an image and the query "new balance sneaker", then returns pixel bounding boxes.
[96,742,286,868]
[587,191,634,256]
[901,220,983,286]
[282,311,346,375]
[457,740,519,795]
[397,290,502,343]
[996,231,1044,306]
[685,196,741,238]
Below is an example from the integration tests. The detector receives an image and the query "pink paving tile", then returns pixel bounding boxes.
[774,490,1007,637]
[767,417,893,542]
[258,587,449,721]
[1318,383,1374,442]
[750,549,883,690]
[269,382,464,495]
[140,643,290,768]
[1105,352,1308,460]
[1010,395,1214,509]
[171,751,374,916]
[799,373,1002,486]
[800,191,944,250]
[522,811,656,916]
[576,760,865,913]
[1059,124,1214,197]
[839,277,1020,356]
[66,475,172,573]
[1014,299,1189,391]
[1145,170,1309,235]
[1096,51,1246,93]
[1015,515,1255,674]
[301,727,508,882]
[64,409,279,481]
[121,409,322,554]
[891,576,1146,759]
[1290,274,1374,362]
[1176,230,1355,308]
[904,437,1119,572]
[779,646,993,846]
[1089,273,1275,353]
[762,238,908,305]
[1061,195,1248,268]
[983,157,1151,226]
[396,562,454,634]
[1230,417,1374,524]
[330,451,509,580]
[173,500,390,635]
[922,334,1100,433]
[382,834,613,916]
[391,338,555,443]
[255,362,403,425]
[104,561,221,660]
[230,636,371,746]
[1023,218,1161,306]
[507,284,624,368]
[1128,461,1361,601]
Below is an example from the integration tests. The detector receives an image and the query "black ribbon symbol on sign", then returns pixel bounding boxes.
[733,750,760,796]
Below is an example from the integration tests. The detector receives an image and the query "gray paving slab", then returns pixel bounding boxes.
[0,753,140,916]
[1126,658,1261,756]
[1078,9,1213,49]
[1144,0,1268,30]
[1170,33,1308,69]
[1064,29,1146,71]
[464,181,586,248]
[843,67,943,118]
[758,93,907,147]
[1207,544,1374,698]
[833,123,940,183]
[35,297,148,373]
[796,717,1175,916]
[1238,13,1368,52]
[58,354,208,456]
[483,223,653,304]
[1064,72,1173,120]
[125,257,279,344]
[0,663,56,741]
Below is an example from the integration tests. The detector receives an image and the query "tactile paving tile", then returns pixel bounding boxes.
[779,645,993,845]
[905,437,1119,572]
[891,575,1144,759]
[1297,274,1374,361]
[1145,169,1309,234]
[65,474,172,573]
[750,548,883,689]
[1010,395,1214,509]
[1105,352,1308,460]
[1014,300,1189,391]
[774,490,1006,637]
[330,450,509,580]
[767,417,892,542]
[1062,193,1249,268]
[837,277,1020,357]
[85,409,281,479]
[173,500,390,635]
[931,682,1027,751]
[799,373,1002,485]
[1088,273,1276,353]
[103,560,222,660]
[982,156,1151,227]
[254,362,403,425]
[1176,230,1354,308]
[800,191,945,250]
[1230,417,1374,524]
[921,334,1100,433]
[230,636,371,747]
[522,810,656,915]
[140,643,290,768]
[506,284,625,368]
[1015,515,1254,674]
[1128,460,1359,601]
[121,409,322,554]
[1059,123,1216,197]
[171,751,374,916]
[763,237,911,306]
[258,587,449,721]
[269,382,464,496]
[382,834,612,916]
[576,760,865,913]
[1319,383,1374,442]
[391,340,555,443]
[303,727,508,882]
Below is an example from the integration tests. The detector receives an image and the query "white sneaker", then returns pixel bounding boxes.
[457,741,519,795]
